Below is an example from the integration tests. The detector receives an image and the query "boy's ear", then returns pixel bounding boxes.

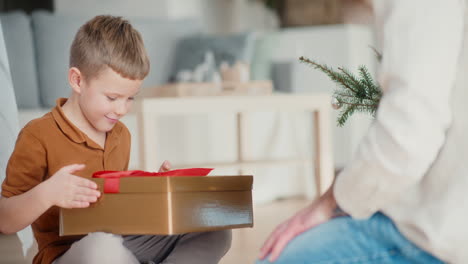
[68,67,83,94]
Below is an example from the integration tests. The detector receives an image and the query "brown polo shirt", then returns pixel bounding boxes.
[1,98,131,264]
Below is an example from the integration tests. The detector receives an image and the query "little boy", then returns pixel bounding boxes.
[0,15,231,264]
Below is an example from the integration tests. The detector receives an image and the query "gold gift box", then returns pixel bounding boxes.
[60,176,253,236]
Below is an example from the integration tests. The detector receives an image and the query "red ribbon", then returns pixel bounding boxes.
[92,168,213,193]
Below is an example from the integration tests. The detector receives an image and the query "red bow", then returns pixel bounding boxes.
[92,168,213,193]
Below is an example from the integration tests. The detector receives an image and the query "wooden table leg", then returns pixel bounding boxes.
[313,107,334,197]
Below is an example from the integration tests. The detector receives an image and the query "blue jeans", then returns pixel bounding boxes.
[257,212,444,264]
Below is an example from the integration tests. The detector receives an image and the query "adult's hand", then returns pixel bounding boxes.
[259,186,339,262]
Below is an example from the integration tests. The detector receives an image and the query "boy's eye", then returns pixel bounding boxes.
[128,97,135,101]
[107,96,116,101]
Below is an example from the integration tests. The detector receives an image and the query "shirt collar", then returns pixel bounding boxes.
[52,98,86,144]
[51,98,123,150]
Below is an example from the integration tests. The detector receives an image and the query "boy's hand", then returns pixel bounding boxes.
[41,164,101,209]
[158,160,171,172]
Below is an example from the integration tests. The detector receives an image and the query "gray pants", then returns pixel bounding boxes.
[54,230,231,264]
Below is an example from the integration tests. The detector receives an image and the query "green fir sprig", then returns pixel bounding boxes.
[299,56,382,126]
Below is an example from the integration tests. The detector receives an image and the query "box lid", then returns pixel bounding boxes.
[93,175,253,194]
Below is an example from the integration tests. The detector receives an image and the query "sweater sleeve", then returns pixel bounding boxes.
[334,0,465,218]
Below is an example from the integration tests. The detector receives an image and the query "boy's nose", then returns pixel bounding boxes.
[115,101,129,116]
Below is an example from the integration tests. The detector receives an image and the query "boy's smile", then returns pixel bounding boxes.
[105,116,119,124]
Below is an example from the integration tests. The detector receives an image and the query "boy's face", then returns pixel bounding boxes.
[77,67,142,133]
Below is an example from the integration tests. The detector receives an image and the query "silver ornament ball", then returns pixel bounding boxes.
[331,97,342,109]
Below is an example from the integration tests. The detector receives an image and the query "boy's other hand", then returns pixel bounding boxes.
[41,164,101,209]
[158,160,171,172]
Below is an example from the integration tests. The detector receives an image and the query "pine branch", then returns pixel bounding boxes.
[338,101,379,108]
[337,106,356,127]
[299,56,359,95]
[334,93,377,108]
[337,67,369,99]
[358,66,380,98]
[369,46,383,62]
[299,55,382,126]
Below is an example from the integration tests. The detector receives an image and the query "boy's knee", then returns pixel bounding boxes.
[209,229,232,254]
[75,232,137,263]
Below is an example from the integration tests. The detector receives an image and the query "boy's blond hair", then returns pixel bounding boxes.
[70,15,150,81]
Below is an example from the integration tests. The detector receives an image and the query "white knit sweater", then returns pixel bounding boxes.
[334,0,468,263]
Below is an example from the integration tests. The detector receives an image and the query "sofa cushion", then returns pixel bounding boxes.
[32,11,88,107]
[0,11,41,108]
[32,11,202,107]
